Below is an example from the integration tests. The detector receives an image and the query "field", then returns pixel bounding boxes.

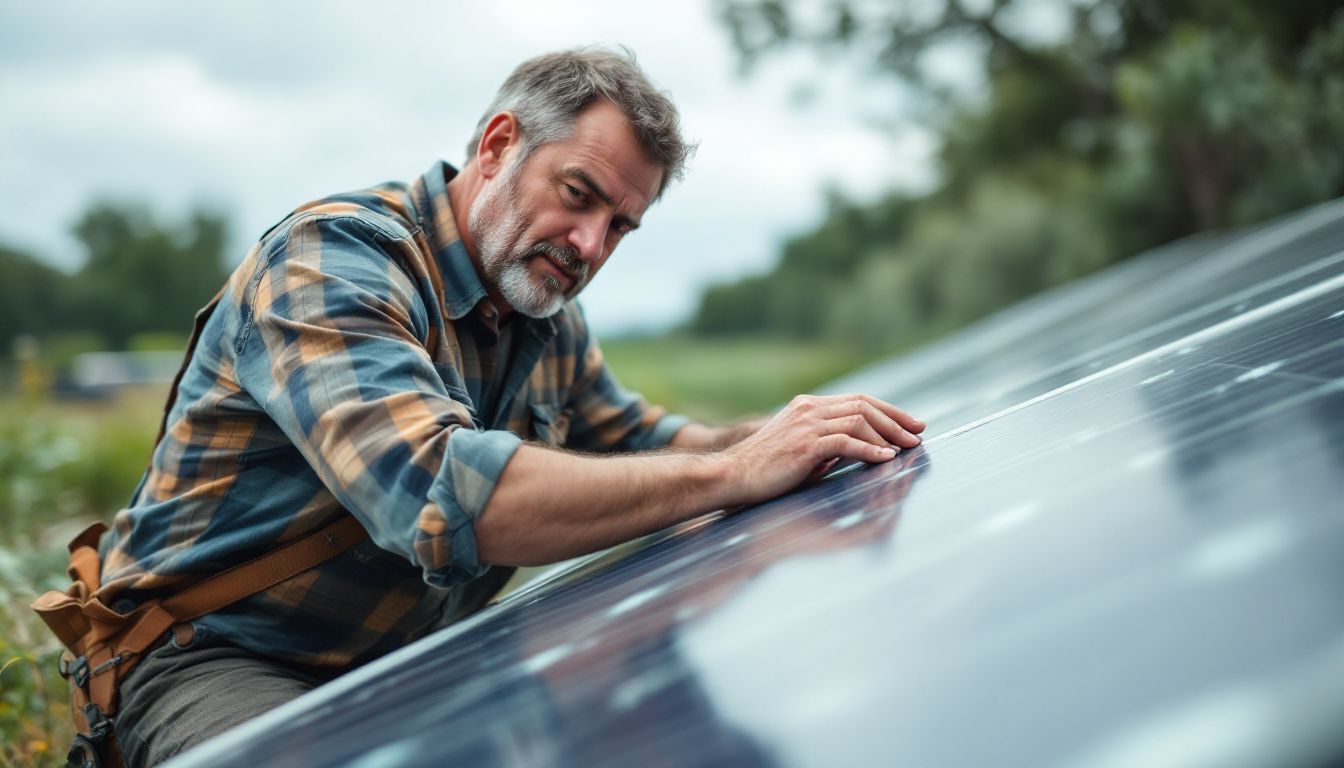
[600,334,869,422]
[0,335,869,767]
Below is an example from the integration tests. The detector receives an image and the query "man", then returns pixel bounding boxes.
[99,48,925,764]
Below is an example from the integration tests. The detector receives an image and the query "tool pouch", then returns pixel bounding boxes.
[32,522,148,768]
[32,516,366,768]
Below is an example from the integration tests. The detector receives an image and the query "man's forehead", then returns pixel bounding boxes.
[547,102,663,206]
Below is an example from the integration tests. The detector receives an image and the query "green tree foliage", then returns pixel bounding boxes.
[0,246,67,353]
[68,203,228,349]
[692,192,918,337]
[698,0,1344,350]
[0,203,229,356]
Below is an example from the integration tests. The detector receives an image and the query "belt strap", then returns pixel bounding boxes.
[100,514,367,670]
[160,514,366,622]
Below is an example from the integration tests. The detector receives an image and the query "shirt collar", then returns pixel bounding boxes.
[412,160,560,338]
[413,160,487,321]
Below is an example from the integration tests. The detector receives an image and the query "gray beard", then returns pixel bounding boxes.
[468,162,588,319]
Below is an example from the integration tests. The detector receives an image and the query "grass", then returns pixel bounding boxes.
[0,387,163,768]
[600,334,871,423]
[0,335,872,766]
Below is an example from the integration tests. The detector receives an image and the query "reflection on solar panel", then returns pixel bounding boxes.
[168,200,1344,768]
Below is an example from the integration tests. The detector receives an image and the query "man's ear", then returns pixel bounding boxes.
[476,112,519,180]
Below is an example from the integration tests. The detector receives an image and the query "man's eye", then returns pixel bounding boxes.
[565,184,586,201]
[612,222,632,236]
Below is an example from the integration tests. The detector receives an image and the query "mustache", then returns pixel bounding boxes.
[527,242,588,283]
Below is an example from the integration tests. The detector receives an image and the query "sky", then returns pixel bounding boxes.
[0,1,936,335]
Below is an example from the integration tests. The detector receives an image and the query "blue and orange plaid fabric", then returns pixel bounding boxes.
[98,161,688,667]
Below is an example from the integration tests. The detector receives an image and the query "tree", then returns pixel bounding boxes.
[693,1,1344,348]
[67,203,229,349]
[720,0,1343,230]
[0,245,67,352]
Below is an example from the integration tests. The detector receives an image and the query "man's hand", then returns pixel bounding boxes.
[477,393,922,566]
[717,394,924,507]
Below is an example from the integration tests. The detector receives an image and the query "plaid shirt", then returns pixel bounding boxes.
[99,161,688,667]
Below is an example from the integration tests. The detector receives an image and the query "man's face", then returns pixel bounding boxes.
[468,101,664,318]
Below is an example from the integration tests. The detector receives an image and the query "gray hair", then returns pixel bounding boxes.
[466,47,694,199]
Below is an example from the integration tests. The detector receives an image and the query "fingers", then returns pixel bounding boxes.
[818,414,890,450]
[816,397,922,448]
[772,393,923,473]
[851,394,925,434]
[817,434,899,464]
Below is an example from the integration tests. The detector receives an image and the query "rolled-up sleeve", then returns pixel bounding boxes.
[233,213,519,586]
[563,304,690,453]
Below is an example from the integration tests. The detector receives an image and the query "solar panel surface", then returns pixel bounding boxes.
[168,200,1344,768]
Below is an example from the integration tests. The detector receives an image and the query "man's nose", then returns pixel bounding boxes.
[568,214,608,264]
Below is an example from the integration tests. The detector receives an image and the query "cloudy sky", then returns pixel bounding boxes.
[0,1,935,335]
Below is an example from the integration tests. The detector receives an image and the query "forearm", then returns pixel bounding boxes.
[477,394,925,568]
[476,444,734,566]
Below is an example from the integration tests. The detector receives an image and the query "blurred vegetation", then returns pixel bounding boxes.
[0,202,227,360]
[696,0,1344,351]
[1,390,164,768]
[0,201,223,767]
[601,335,868,422]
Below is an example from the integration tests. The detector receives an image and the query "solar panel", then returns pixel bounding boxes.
[167,199,1344,768]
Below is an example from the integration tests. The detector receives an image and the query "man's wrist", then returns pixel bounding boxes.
[683,449,739,510]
